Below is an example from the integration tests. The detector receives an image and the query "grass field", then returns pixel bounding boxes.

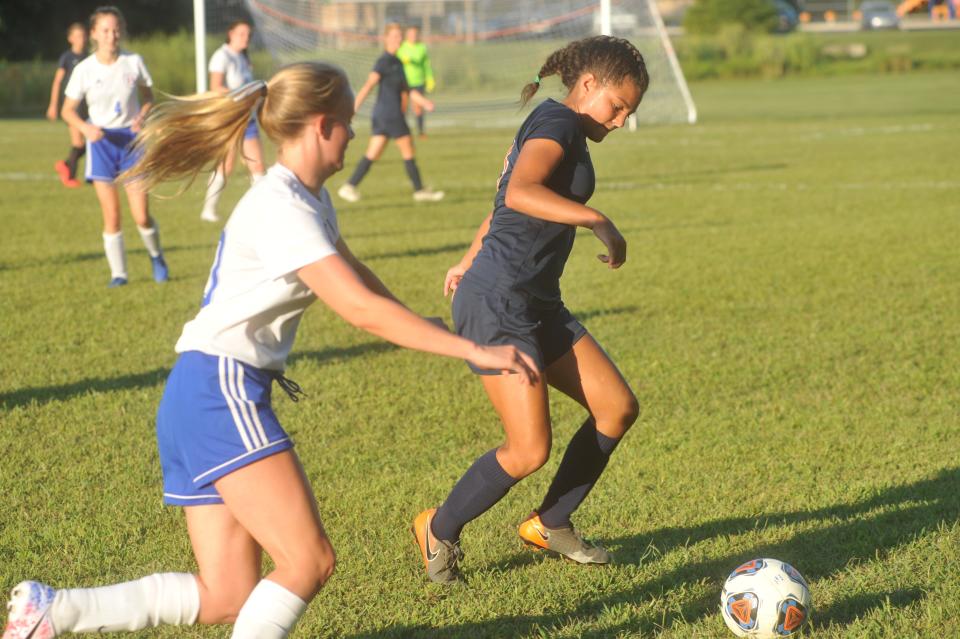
[1,71,958,638]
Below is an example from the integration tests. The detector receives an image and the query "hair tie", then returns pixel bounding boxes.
[533,74,541,85]
[231,80,268,102]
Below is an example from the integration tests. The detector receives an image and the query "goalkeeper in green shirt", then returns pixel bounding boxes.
[397,26,434,137]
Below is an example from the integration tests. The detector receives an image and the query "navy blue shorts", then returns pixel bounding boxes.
[156,351,294,506]
[452,280,587,375]
[409,85,425,95]
[85,127,142,183]
[372,113,411,139]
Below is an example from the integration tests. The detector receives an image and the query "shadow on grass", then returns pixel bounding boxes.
[575,305,639,323]
[359,242,470,261]
[0,343,399,410]
[345,468,960,638]
[0,243,213,272]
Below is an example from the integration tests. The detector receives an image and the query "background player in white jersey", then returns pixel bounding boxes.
[60,6,168,288]
[200,18,267,223]
[2,62,537,639]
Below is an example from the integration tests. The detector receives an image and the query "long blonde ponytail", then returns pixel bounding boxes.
[123,62,350,192]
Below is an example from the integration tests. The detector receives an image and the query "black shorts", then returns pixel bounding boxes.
[452,280,587,375]
[409,85,425,95]
[372,113,411,139]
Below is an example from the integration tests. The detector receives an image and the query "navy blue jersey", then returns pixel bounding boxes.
[57,49,86,99]
[465,99,595,308]
[372,52,408,120]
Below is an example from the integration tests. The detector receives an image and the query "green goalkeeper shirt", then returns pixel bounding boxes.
[397,41,433,88]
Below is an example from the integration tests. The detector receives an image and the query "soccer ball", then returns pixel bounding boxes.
[719,558,811,638]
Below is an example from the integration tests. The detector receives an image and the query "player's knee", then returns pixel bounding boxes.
[283,537,336,594]
[196,578,254,624]
[502,442,550,478]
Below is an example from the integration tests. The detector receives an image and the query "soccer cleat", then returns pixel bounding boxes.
[518,512,610,564]
[54,162,80,189]
[412,188,444,202]
[150,255,169,283]
[411,509,465,585]
[3,581,57,639]
[337,183,361,203]
[107,277,128,288]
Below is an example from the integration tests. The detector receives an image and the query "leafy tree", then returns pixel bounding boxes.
[684,0,781,34]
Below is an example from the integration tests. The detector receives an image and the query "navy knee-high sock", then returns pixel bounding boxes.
[431,449,519,542]
[416,113,425,135]
[537,419,621,529]
[66,145,85,179]
[403,159,424,191]
[349,157,373,186]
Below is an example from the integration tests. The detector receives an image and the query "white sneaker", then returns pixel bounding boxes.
[200,208,219,223]
[3,581,57,639]
[337,183,361,202]
[413,188,444,202]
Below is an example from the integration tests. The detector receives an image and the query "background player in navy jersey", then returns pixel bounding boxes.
[46,22,88,188]
[60,6,168,288]
[337,23,444,203]
[2,62,536,639]
[412,36,649,584]
[200,18,266,223]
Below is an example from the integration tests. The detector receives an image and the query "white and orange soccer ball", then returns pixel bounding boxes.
[719,558,812,638]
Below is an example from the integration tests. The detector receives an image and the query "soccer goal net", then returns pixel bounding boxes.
[202,0,696,127]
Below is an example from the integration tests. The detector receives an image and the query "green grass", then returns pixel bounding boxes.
[1,71,959,637]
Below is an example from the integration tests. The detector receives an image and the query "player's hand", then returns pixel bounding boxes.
[444,263,467,297]
[422,98,435,113]
[592,215,626,269]
[83,124,104,142]
[46,105,58,121]
[467,344,540,385]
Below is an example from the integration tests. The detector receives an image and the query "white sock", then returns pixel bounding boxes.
[250,171,265,185]
[102,232,127,279]
[49,573,199,633]
[230,579,307,639]
[202,170,226,218]
[137,223,162,258]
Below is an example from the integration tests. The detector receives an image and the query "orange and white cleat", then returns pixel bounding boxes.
[518,512,610,564]
[411,508,464,585]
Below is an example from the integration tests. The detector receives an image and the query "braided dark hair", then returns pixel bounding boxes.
[521,36,650,107]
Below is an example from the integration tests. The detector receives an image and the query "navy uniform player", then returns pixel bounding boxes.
[60,6,168,288]
[412,36,649,584]
[3,62,536,639]
[200,19,266,223]
[46,22,88,188]
[337,23,444,203]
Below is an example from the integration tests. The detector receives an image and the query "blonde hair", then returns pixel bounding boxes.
[123,62,349,192]
[384,22,402,35]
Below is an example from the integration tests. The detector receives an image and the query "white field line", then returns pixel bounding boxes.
[0,172,60,182]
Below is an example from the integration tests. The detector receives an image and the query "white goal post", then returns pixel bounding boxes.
[194,0,697,127]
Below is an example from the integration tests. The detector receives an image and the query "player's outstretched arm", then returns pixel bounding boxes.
[298,254,539,383]
[409,89,434,112]
[506,138,626,268]
[335,237,401,304]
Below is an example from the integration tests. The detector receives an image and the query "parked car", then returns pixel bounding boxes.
[860,1,900,29]
[772,0,801,32]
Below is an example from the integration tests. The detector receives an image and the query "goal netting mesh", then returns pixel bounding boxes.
[206,0,696,127]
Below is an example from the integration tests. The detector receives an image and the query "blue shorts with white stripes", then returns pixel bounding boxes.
[156,351,293,506]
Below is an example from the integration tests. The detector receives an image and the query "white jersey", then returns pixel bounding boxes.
[176,163,341,370]
[63,51,152,129]
[209,44,254,91]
